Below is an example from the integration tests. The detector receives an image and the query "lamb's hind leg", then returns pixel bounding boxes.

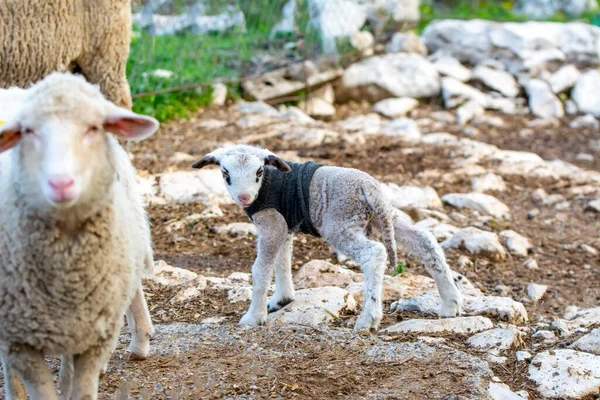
[267,234,295,313]
[328,230,387,331]
[392,209,463,317]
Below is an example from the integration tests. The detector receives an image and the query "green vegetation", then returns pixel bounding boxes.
[392,263,408,276]
[128,0,600,122]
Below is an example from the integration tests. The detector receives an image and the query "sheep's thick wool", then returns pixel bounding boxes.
[245,161,323,236]
[0,0,132,108]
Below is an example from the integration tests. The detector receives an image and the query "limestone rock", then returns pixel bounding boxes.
[524,79,564,119]
[526,283,548,302]
[467,326,524,350]
[573,70,600,117]
[386,31,427,55]
[472,65,520,98]
[571,328,600,355]
[549,65,580,94]
[472,173,507,193]
[442,227,507,259]
[294,260,363,289]
[442,192,511,219]
[147,260,198,287]
[372,97,419,118]
[268,287,356,327]
[529,349,600,399]
[382,316,494,335]
[499,230,533,257]
[382,184,443,210]
[431,55,472,82]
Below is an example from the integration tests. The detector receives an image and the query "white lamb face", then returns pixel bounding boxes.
[218,154,266,207]
[191,145,291,207]
[0,73,159,210]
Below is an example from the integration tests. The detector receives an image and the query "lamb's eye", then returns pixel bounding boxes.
[22,128,34,135]
[222,169,231,185]
[256,168,263,177]
[87,125,100,135]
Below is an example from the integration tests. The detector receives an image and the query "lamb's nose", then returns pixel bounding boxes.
[238,194,251,205]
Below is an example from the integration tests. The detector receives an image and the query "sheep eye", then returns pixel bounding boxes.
[87,125,100,134]
[256,168,263,177]
[22,128,34,135]
[222,169,231,185]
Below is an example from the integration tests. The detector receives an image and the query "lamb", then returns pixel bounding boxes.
[0,72,159,400]
[0,0,133,108]
[192,145,463,330]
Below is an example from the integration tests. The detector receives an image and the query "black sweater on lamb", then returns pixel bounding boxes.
[244,161,323,236]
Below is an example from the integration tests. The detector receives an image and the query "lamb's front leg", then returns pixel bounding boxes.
[2,347,59,400]
[240,209,289,326]
[126,284,154,360]
[268,233,295,313]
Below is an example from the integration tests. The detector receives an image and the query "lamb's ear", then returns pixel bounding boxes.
[104,106,159,142]
[264,154,291,172]
[191,149,225,169]
[0,120,21,153]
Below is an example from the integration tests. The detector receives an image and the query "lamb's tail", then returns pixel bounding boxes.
[364,183,397,269]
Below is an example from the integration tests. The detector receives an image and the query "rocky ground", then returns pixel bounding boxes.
[2,99,597,399]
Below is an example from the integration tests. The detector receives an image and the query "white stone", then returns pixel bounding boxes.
[147,260,198,287]
[442,192,511,219]
[566,99,579,115]
[524,79,564,119]
[235,114,277,129]
[432,56,473,82]
[308,0,367,55]
[570,114,600,129]
[158,169,232,205]
[414,218,459,241]
[282,126,339,147]
[300,97,336,118]
[467,326,524,351]
[422,20,600,74]
[526,283,548,302]
[529,349,600,399]
[372,98,419,118]
[235,101,280,116]
[581,243,598,255]
[195,119,229,130]
[571,328,600,355]
[472,65,520,98]
[386,31,427,55]
[382,184,442,210]
[337,113,382,134]
[565,307,600,328]
[442,227,507,259]
[348,273,436,303]
[573,70,600,117]
[527,117,559,128]
[488,382,528,400]
[294,260,363,289]
[351,31,374,56]
[532,330,557,344]
[211,82,227,106]
[549,65,580,94]
[472,173,506,193]
[381,118,422,142]
[393,292,527,323]
[441,77,515,113]
[457,101,485,125]
[516,351,532,361]
[576,153,594,162]
[516,0,598,19]
[278,106,315,124]
[214,223,257,237]
[228,286,252,303]
[382,316,494,335]
[340,54,440,102]
[586,199,600,212]
[268,287,355,326]
[499,230,533,257]
[150,69,173,79]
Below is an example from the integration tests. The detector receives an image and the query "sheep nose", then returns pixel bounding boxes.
[238,194,251,205]
[48,175,75,190]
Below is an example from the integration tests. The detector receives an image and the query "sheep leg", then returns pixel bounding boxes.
[240,209,289,326]
[70,337,116,400]
[2,348,59,400]
[2,361,27,400]
[392,209,463,317]
[328,230,387,331]
[267,234,295,313]
[58,355,74,400]
[126,284,154,360]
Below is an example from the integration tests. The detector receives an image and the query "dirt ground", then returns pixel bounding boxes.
[1,103,599,399]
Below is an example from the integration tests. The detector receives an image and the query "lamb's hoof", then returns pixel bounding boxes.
[267,296,294,313]
[354,314,381,332]
[128,352,148,362]
[129,341,150,361]
[240,312,266,326]
[440,298,463,318]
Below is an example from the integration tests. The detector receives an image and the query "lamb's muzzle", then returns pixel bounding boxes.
[192,144,464,331]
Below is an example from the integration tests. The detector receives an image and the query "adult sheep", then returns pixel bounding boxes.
[0,0,133,108]
[0,73,158,400]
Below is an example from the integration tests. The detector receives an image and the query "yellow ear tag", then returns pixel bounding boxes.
[0,120,4,126]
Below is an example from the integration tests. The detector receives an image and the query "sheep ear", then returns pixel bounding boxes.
[264,154,291,172]
[104,106,159,142]
[0,120,21,153]
[191,154,220,169]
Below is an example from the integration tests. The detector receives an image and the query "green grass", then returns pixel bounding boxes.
[392,263,408,277]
